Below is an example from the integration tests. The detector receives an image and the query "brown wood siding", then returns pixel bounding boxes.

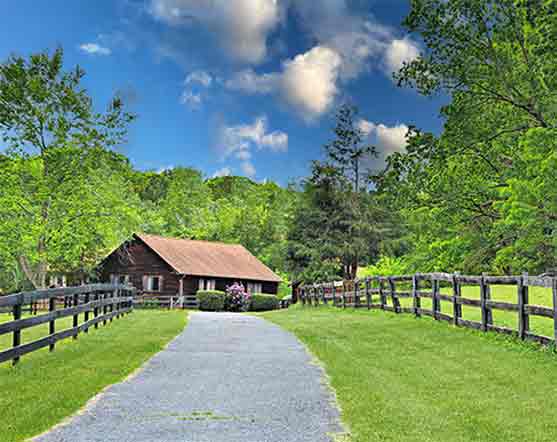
[99,238,180,297]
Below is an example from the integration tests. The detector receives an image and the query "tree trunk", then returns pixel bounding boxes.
[18,255,40,289]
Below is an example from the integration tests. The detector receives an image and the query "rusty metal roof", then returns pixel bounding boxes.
[135,233,282,283]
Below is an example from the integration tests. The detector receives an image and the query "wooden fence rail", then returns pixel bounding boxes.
[0,283,135,366]
[300,272,557,347]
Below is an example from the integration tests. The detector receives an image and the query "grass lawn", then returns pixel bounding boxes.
[263,305,557,442]
[0,309,187,442]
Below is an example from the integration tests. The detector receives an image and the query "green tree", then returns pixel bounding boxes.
[376,0,557,274]
[0,48,136,288]
[290,104,386,281]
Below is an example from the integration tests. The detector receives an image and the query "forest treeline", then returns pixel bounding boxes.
[1,0,556,293]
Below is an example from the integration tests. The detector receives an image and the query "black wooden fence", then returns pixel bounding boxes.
[0,283,135,365]
[300,272,557,346]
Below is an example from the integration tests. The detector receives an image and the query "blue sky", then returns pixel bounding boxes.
[1,0,445,184]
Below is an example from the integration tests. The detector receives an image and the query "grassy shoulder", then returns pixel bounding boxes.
[0,309,187,442]
[262,305,557,442]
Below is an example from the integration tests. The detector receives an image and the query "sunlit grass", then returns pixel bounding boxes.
[0,310,187,442]
[263,305,557,442]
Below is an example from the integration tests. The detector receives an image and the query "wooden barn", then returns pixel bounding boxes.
[98,233,282,308]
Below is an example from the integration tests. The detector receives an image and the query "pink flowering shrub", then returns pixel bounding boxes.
[225,282,251,312]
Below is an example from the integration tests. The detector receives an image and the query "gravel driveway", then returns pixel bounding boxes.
[34,312,344,442]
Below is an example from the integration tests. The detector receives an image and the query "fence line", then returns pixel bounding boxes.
[300,272,557,346]
[0,283,135,365]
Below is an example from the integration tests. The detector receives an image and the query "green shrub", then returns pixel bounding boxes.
[250,294,279,311]
[197,290,225,311]
[277,281,291,299]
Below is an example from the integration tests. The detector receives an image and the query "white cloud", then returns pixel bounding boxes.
[291,2,392,81]
[148,0,421,120]
[225,69,278,94]
[182,70,213,108]
[374,123,410,154]
[219,116,288,159]
[212,167,232,178]
[185,70,212,87]
[79,43,111,56]
[357,119,376,137]
[180,90,202,108]
[358,119,410,166]
[236,150,252,161]
[240,161,256,178]
[281,46,342,120]
[384,38,420,75]
[149,0,282,63]
[222,2,420,121]
[217,116,287,178]
[226,45,342,121]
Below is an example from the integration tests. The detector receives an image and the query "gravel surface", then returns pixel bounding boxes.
[34,312,344,442]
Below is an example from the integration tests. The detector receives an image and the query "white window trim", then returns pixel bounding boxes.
[247,282,262,294]
[198,278,216,291]
[145,275,162,292]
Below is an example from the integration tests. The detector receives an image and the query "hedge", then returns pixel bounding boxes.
[250,294,279,312]
[197,290,225,311]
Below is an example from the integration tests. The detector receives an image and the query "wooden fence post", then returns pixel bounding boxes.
[485,274,493,327]
[432,278,440,320]
[73,292,79,339]
[323,284,328,306]
[552,277,557,345]
[94,292,100,329]
[354,279,360,308]
[365,278,371,310]
[314,285,319,306]
[314,285,319,307]
[388,277,400,313]
[412,274,420,317]
[480,273,490,331]
[452,272,461,326]
[84,292,90,332]
[379,278,386,310]
[13,300,22,365]
[518,272,529,340]
[103,293,108,326]
[316,285,320,306]
[49,297,56,351]
[412,273,422,318]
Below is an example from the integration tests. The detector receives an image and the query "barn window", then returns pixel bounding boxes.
[198,278,216,291]
[247,282,262,294]
[144,275,162,292]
